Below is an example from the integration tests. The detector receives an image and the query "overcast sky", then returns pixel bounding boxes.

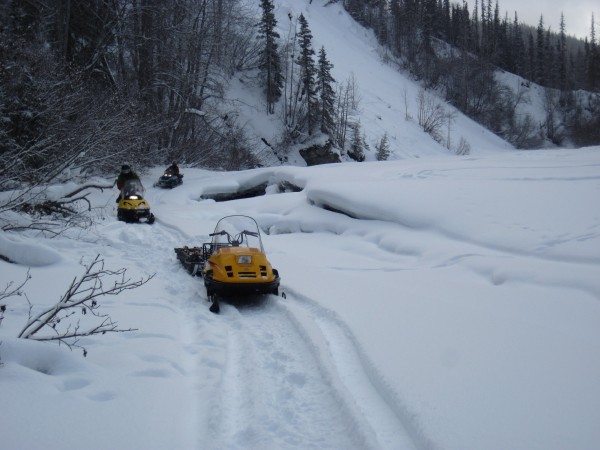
[466,0,598,40]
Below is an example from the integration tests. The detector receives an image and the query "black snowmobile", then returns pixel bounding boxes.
[154,170,183,189]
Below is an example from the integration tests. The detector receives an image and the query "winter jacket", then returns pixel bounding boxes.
[116,170,140,190]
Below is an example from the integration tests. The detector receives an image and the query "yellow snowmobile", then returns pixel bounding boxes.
[175,215,280,313]
[117,179,155,224]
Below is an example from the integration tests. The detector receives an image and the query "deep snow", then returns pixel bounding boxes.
[2,149,600,450]
[2,1,600,449]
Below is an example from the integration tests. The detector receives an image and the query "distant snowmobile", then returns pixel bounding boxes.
[154,170,183,189]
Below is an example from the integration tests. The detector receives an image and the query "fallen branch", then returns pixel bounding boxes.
[18,255,153,354]
[0,271,31,328]
[63,183,114,198]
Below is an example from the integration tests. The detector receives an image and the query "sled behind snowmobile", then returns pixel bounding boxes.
[117,179,155,224]
[174,215,280,313]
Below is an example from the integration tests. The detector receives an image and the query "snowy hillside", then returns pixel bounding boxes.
[227,0,514,163]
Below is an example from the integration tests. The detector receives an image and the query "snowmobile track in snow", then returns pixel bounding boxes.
[101,214,425,449]
[280,290,429,450]
[204,298,371,449]
[193,292,424,450]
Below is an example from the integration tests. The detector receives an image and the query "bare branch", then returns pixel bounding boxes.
[63,184,114,198]
[18,255,152,351]
[0,270,31,302]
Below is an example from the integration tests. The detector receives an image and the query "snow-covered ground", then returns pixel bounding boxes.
[2,1,600,449]
[2,148,600,450]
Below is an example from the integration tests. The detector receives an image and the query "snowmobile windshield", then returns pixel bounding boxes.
[122,179,144,198]
[210,215,264,251]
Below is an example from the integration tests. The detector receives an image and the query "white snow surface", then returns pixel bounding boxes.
[2,1,600,449]
[2,149,600,450]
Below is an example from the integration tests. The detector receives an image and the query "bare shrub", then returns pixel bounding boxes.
[417,89,452,143]
[455,137,471,155]
[17,255,152,355]
[506,114,542,149]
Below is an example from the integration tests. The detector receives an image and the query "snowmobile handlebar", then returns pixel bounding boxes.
[209,229,259,245]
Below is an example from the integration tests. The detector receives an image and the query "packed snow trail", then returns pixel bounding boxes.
[281,292,430,450]
[98,187,420,449]
[203,299,364,448]
[90,182,428,449]
[191,297,417,450]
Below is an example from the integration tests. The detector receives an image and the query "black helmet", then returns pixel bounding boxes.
[121,164,131,174]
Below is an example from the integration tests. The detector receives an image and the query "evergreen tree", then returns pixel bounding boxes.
[296,14,318,135]
[536,15,546,85]
[259,0,283,114]
[512,12,526,76]
[442,0,452,40]
[421,0,437,54]
[404,0,420,64]
[558,13,568,91]
[348,121,366,162]
[496,13,510,68]
[389,0,403,56]
[471,1,480,53]
[589,14,600,91]
[316,46,336,135]
[544,28,556,87]
[373,0,389,46]
[376,132,390,161]
[527,31,536,81]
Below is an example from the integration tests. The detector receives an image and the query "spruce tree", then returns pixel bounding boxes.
[589,14,599,91]
[317,46,336,135]
[376,133,390,161]
[558,13,568,92]
[544,28,555,87]
[296,14,318,135]
[348,121,366,162]
[512,13,526,76]
[536,15,546,85]
[259,0,283,114]
[526,31,536,81]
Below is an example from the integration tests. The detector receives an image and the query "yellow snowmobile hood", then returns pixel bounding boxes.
[118,197,150,210]
[206,247,278,284]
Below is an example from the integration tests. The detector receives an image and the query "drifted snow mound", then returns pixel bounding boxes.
[0,232,62,266]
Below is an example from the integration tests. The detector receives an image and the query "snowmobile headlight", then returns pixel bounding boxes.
[127,195,139,200]
[238,255,252,264]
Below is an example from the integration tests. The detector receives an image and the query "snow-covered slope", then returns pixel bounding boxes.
[226,0,514,163]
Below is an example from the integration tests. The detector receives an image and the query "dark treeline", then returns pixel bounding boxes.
[1,0,265,188]
[0,0,365,191]
[342,0,600,147]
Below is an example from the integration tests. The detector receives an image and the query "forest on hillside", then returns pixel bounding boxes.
[1,0,600,193]
[342,0,600,147]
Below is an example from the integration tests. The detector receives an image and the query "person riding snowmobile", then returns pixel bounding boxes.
[154,161,183,188]
[116,164,141,202]
[167,161,180,176]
